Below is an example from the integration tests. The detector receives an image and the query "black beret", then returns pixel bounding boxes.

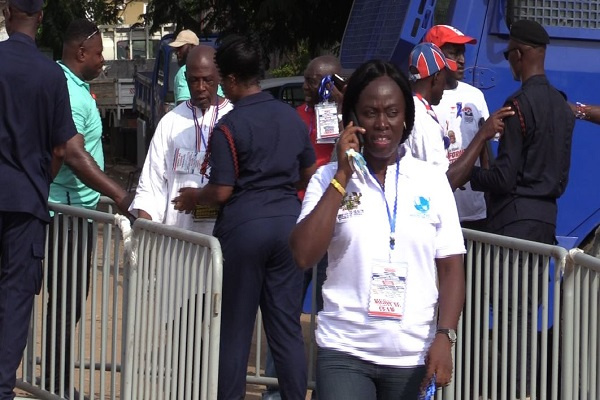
[9,0,44,13]
[510,19,550,46]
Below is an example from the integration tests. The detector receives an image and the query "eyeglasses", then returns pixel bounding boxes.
[503,47,519,60]
[79,29,99,49]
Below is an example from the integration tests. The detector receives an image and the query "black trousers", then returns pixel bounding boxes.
[0,212,45,400]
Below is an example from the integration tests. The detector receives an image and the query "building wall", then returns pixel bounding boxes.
[120,0,146,25]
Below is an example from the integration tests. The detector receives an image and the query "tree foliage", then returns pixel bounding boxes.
[144,0,353,59]
[39,0,126,59]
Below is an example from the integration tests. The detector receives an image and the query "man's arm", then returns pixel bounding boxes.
[447,106,514,190]
[63,133,131,213]
[470,110,524,194]
[51,143,67,179]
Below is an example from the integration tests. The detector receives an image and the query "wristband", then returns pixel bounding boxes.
[330,178,346,196]
[575,102,589,120]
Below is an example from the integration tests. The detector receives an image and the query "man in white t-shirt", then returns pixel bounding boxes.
[404,42,457,172]
[424,25,490,229]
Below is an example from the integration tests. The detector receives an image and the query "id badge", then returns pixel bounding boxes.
[173,148,204,176]
[193,204,219,220]
[367,260,408,320]
[315,101,340,144]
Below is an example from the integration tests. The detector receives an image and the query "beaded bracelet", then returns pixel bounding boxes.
[576,102,589,120]
[330,178,346,196]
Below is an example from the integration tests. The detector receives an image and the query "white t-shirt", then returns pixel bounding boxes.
[130,99,233,235]
[298,148,465,367]
[403,95,449,171]
[433,82,490,222]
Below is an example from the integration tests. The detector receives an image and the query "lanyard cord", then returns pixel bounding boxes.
[414,93,450,149]
[188,101,219,152]
[369,158,400,251]
[414,92,439,124]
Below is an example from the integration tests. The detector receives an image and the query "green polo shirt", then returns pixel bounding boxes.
[49,61,104,209]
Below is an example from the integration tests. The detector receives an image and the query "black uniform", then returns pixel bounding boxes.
[470,74,574,244]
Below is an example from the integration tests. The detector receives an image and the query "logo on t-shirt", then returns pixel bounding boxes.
[414,196,431,214]
[463,106,474,123]
[337,191,364,222]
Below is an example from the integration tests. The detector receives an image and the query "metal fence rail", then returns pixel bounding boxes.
[15,202,600,400]
[16,202,223,400]
[563,248,600,400]
[121,219,223,400]
[18,202,124,400]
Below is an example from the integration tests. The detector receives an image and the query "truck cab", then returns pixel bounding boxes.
[340,0,600,248]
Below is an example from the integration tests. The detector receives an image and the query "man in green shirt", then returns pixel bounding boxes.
[169,29,199,105]
[45,19,131,400]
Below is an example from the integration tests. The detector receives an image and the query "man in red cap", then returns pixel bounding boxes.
[424,25,491,230]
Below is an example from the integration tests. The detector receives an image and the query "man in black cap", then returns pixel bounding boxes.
[468,19,574,395]
[471,19,573,248]
[0,1,76,399]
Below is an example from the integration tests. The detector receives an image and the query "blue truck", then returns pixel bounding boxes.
[340,0,600,248]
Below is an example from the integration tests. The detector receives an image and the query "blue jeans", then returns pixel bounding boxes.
[316,348,426,400]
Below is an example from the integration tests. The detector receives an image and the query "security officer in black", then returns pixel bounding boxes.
[469,19,574,397]
[471,19,574,244]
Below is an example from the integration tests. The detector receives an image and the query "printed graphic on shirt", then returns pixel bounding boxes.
[414,196,430,213]
[337,191,364,222]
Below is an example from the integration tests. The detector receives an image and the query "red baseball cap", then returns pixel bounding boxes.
[423,25,477,48]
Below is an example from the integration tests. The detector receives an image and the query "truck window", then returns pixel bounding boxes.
[499,0,600,39]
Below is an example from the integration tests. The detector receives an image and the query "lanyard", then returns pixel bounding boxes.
[414,92,440,125]
[414,93,450,149]
[187,101,219,153]
[370,158,400,251]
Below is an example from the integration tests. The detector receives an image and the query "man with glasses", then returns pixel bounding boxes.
[0,1,77,399]
[42,19,133,400]
[472,19,574,247]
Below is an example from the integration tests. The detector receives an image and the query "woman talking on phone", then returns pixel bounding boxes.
[290,59,466,399]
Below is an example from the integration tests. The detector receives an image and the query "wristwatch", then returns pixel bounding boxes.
[436,328,457,345]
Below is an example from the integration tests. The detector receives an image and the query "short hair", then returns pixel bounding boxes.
[63,18,99,45]
[215,34,264,83]
[342,60,415,144]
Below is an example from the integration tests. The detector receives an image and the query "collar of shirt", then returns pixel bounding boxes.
[233,91,274,108]
[521,74,549,88]
[57,61,90,90]
[8,32,36,47]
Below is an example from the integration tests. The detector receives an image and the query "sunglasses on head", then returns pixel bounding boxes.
[79,29,99,48]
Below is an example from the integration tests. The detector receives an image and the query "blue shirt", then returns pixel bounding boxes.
[49,62,104,209]
[0,33,77,221]
[208,91,315,236]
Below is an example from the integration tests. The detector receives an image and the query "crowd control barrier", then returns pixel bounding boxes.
[15,200,223,400]
[15,202,600,400]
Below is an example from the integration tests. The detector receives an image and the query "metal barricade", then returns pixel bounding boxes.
[121,218,223,400]
[18,202,124,400]
[562,248,600,400]
[449,229,569,400]
[16,202,223,400]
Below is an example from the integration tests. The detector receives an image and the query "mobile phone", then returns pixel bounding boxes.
[348,110,364,148]
[332,73,346,91]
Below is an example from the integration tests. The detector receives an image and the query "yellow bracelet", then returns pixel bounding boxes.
[330,178,346,196]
